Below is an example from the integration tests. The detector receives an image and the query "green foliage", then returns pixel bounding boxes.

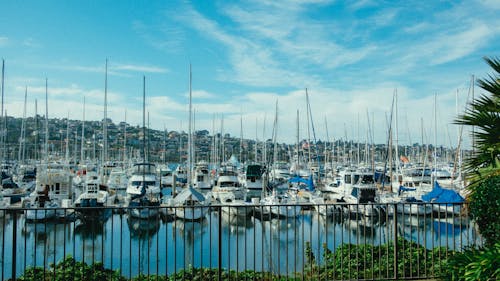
[455,56,500,182]
[15,256,125,281]
[440,243,500,281]
[300,238,448,280]
[468,175,500,246]
[16,257,290,281]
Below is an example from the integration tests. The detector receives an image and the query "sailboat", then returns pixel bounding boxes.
[170,65,210,220]
[74,62,115,219]
[24,79,73,221]
[125,76,161,219]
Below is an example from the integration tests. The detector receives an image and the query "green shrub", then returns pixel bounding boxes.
[440,242,500,281]
[301,238,448,280]
[468,175,500,246]
[15,256,125,281]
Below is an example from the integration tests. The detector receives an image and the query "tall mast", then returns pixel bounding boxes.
[19,86,28,163]
[433,93,438,185]
[239,114,243,164]
[395,89,399,175]
[306,89,311,166]
[45,78,49,162]
[123,110,127,163]
[1,59,5,162]
[272,100,278,166]
[255,117,258,163]
[296,110,299,171]
[35,99,38,161]
[65,112,70,163]
[103,59,108,163]
[142,76,146,162]
[147,111,150,161]
[81,97,85,162]
[187,64,193,186]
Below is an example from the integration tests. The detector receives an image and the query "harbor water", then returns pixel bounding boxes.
[0,204,480,279]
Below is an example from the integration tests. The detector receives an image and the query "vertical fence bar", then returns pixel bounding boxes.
[393,208,398,279]
[218,205,222,281]
[11,212,17,281]
[1,209,5,281]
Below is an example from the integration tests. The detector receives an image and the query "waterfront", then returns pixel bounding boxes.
[0,204,479,279]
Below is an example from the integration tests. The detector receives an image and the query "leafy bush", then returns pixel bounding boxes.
[440,242,500,281]
[468,175,500,246]
[300,238,448,280]
[15,257,287,281]
[15,256,125,281]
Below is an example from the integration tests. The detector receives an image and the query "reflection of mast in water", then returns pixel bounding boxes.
[127,215,160,275]
[260,219,277,274]
[74,218,105,263]
[22,220,71,272]
[174,218,206,269]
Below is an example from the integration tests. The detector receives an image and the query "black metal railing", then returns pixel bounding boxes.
[0,202,481,280]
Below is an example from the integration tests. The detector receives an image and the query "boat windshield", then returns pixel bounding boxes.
[131,181,156,187]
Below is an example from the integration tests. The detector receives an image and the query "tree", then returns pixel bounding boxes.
[455,56,500,184]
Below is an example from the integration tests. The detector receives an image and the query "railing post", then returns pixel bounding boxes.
[11,213,17,281]
[218,205,222,281]
[393,203,398,279]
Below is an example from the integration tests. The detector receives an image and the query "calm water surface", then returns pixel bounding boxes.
[0,204,480,279]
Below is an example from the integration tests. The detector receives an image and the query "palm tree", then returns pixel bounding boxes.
[455,56,500,184]
[455,57,500,246]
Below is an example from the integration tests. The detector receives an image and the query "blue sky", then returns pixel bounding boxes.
[1,0,499,147]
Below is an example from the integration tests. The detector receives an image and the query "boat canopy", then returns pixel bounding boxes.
[422,182,464,204]
[289,175,315,191]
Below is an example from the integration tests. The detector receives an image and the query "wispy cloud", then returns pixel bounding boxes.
[22,37,41,48]
[114,63,168,73]
[429,23,492,65]
[132,20,185,53]
[0,36,8,46]
[183,90,216,99]
[32,62,168,76]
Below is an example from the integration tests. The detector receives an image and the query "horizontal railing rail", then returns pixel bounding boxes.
[0,202,480,280]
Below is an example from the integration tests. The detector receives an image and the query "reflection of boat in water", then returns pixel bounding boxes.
[221,211,254,234]
[432,218,468,237]
[344,216,378,237]
[74,218,105,238]
[396,213,433,228]
[262,218,302,245]
[22,220,71,253]
[127,215,161,238]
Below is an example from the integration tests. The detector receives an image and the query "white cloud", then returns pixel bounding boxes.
[430,23,492,65]
[183,90,216,99]
[113,64,168,74]
[23,37,41,48]
[0,36,8,46]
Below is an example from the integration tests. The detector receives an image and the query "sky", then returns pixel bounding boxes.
[0,0,499,148]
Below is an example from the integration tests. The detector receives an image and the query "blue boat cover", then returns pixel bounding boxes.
[288,175,315,191]
[398,185,416,195]
[422,181,464,203]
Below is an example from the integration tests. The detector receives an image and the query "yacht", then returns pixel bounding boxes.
[158,165,174,188]
[170,186,210,220]
[125,163,161,219]
[107,166,128,202]
[192,161,211,189]
[24,163,73,221]
[239,163,264,190]
[342,171,380,218]
[212,169,246,203]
